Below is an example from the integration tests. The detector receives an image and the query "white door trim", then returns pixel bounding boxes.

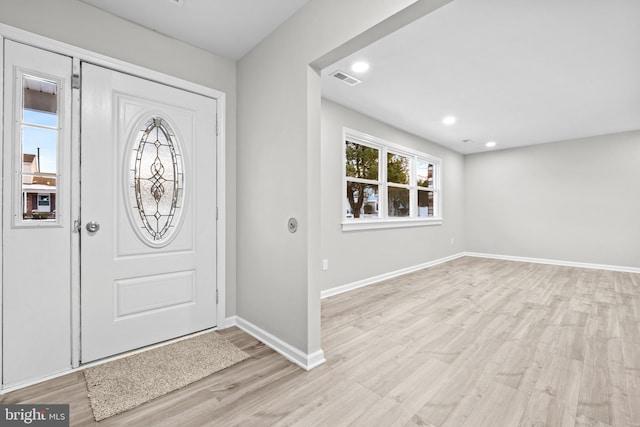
[0,24,227,387]
[0,34,5,387]
[70,57,81,368]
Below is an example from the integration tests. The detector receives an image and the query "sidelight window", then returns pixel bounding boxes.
[19,74,60,223]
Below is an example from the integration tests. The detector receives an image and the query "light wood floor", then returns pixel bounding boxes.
[2,257,640,426]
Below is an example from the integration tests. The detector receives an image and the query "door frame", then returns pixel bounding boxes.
[0,24,227,390]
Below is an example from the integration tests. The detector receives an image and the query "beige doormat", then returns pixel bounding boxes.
[84,331,250,421]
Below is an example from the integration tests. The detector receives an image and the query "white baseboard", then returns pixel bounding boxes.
[219,315,238,330]
[464,252,640,274]
[321,252,465,299]
[225,315,326,371]
[223,316,241,331]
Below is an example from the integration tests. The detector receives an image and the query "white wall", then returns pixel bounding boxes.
[465,130,640,268]
[236,0,452,357]
[320,99,465,290]
[0,0,239,314]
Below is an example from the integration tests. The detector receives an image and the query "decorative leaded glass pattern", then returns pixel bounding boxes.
[131,117,183,243]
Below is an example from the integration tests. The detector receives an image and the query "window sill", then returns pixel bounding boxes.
[341,217,443,232]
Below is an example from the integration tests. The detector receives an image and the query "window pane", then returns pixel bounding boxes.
[22,126,57,174]
[346,141,379,180]
[22,186,56,220]
[20,75,59,223]
[418,190,434,217]
[387,152,410,185]
[23,75,58,127]
[388,187,410,217]
[417,159,434,188]
[346,182,379,219]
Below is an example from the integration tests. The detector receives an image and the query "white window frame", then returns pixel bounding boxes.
[342,128,442,231]
[13,69,65,227]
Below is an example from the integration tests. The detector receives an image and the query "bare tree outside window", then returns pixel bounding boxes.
[345,142,379,218]
[387,153,410,217]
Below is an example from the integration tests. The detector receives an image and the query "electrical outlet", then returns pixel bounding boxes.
[450,237,454,245]
[322,259,329,270]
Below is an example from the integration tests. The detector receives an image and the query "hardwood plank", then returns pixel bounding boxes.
[620,320,640,371]
[352,358,454,426]
[491,341,542,393]
[517,389,575,427]
[459,381,528,427]
[575,414,615,427]
[533,352,583,413]
[269,380,380,427]
[625,368,640,427]
[416,362,497,426]
[403,415,437,427]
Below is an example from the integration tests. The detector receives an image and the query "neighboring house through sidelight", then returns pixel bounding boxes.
[22,153,56,219]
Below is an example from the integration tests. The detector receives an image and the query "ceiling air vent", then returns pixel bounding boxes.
[330,70,362,86]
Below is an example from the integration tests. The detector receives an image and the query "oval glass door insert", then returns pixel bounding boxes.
[130,116,184,244]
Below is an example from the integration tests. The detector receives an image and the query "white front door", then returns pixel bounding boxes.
[80,63,218,362]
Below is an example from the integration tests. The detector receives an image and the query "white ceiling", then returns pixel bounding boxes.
[80,0,310,60]
[322,0,640,154]
[81,0,640,154]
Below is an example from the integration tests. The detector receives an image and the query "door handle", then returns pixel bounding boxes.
[86,221,101,233]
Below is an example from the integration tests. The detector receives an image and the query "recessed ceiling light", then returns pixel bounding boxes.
[351,61,370,73]
[442,116,456,125]
[485,141,497,148]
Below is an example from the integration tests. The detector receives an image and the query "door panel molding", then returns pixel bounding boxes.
[114,95,196,257]
[115,270,196,319]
